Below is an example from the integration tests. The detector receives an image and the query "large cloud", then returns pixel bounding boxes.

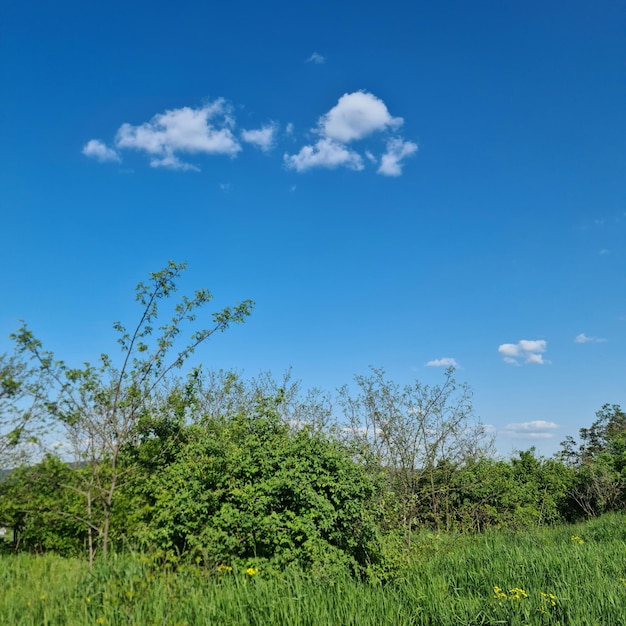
[318,91,403,143]
[498,339,547,365]
[111,100,241,170]
[285,91,416,175]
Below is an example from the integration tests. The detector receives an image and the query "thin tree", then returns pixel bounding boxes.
[12,261,253,564]
[339,367,490,539]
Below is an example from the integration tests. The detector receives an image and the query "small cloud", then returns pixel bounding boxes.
[377,137,418,177]
[425,357,458,368]
[241,123,277,152]
[284,138,363,172]
[219,183,231,192]
[501,420,559,439]
[82,139,120,163]
[306,52,326,64]
[599,249,609,255]
[149,154,199,171]
[285,122,294,136]
[498,339,547,365]
[575,333,606,344]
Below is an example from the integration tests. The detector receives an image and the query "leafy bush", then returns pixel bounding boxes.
[129,409,381,578]
[0,455,87,556]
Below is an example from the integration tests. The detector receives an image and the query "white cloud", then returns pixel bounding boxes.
[498,339,547,365]
[284,138,364,172]
[318,91,403,143]
[425,357,458,368]
[599,249,609,255]
[518,339,546,353]
[114,100,241,170]
[285,91,416,175]
[575,333,606,344]
[501,420,559,439]
[85,92,418,177]
[364,150,376,163]
[306,52,326,64]
[149,154,199,171]
[241,124,277,152]
[377,137,418,176]
[524,352,545,365]
[82,139,120,163]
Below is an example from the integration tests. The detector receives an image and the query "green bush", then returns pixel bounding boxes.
[129,410,381,578]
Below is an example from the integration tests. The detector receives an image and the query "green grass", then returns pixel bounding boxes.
[2,514,626,625]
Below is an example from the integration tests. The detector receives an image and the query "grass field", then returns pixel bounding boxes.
[1,513,625,625]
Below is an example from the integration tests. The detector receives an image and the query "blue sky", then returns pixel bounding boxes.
[2,0,624,456]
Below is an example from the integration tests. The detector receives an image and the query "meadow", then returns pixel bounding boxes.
[2,513,625,626]
[3,268,626,624]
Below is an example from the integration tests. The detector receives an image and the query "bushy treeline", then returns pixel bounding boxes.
[1,263,625,579]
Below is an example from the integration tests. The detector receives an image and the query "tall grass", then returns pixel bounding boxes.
[2,513,625,625]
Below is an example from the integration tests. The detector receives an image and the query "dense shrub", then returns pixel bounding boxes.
[126,410,381,578]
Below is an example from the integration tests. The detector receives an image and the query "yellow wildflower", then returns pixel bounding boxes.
[246,567,258,576]
[509,587,528,600]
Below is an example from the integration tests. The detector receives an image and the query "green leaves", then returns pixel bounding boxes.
[5,261,254,561]
[0,351,52,466]
[558,404,626,518]
[129,408,380,576]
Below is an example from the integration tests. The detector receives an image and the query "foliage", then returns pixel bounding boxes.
[411,450,574,533]
[193,367,336,434]
[0,352,50,468]
[126,403,381,578]
[9,261,253,563]
[0,455,86,555]
[338,367,491,537]
[3,261,626,583]
[559,404,626,517]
